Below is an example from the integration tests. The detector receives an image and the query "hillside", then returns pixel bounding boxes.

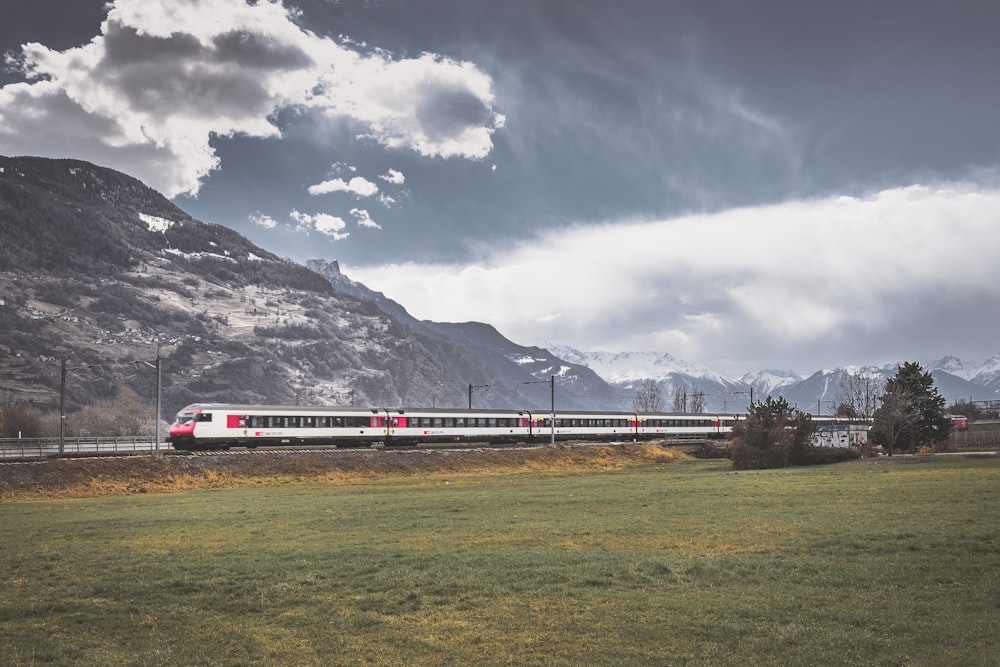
[0,158,499,423]
[0,156,627,436]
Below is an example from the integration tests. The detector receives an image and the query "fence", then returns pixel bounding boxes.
[0,436,171,459]
[949,429,1000,449]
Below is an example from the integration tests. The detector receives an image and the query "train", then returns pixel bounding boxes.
[167,403,739,451]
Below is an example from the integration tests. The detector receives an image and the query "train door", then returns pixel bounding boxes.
[227,413,248,438]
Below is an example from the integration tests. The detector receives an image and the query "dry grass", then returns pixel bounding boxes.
[0,443,690,500]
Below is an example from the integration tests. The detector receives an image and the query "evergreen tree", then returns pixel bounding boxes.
[730,395,815,469]
[872,362,951,454]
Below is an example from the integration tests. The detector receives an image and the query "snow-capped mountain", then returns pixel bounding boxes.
[546,345,747,412]
[547,346,999,414]
[740,369,803,397]
[926,353,1000,394]
[968,354,1000,393]
[546,346,731,385]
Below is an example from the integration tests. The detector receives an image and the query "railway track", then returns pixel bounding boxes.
[0,437,709,463]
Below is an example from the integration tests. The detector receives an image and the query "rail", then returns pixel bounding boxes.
[0,436,172,459]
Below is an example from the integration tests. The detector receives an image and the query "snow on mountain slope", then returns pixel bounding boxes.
[740,369,803,396]
[547,346,734,384]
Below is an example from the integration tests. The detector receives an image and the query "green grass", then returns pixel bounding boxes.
[2,457,998,666]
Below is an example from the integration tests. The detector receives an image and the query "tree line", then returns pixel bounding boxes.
[0,388,162,439]
[633,362,959,469]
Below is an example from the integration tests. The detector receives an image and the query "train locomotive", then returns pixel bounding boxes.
[168,403,737,451]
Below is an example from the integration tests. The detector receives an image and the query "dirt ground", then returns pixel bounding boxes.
[0,443,692,500]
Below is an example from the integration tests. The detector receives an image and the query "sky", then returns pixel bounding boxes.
[2,0,999,378]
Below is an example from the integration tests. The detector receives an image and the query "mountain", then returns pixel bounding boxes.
[306,260,624,410]
[0,156,624,425]
[306,259,418,327]
[548,346,747,412]
[740,369,803,398]
[969,355,1000,395]
[926,354,1000,396]
[547,343,998,414]
[0,156,565,419]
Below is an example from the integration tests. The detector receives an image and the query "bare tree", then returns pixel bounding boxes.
[72,388,150,437]
[633,379,663,412]
[0,394,45,438]
[689,389,707,413]
[835,367,884,420]
[672,383,687,412]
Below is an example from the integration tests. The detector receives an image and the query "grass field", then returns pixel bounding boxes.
[1,453,998,665]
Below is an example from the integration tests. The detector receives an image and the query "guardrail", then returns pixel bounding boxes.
[0,436,173,459]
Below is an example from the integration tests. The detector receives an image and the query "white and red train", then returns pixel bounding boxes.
[168,403,737,451]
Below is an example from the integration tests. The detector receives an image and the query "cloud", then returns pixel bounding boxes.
[379,168,405,184]
[290,209,349,240]
[249,211,279,229]
[347,183,1000,376]
[0,0,503,197]
[350,208,381,230]
[308,176,378,197]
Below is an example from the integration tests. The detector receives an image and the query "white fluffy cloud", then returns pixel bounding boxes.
[379,169,405,184]
[308,176,379,197]
[290,209,349,240]
[350,208,381,230]
[249,211,279,229]
[0,0,503,197]
[348,183,1000,376]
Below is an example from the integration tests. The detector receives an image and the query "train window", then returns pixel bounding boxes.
[196,413,213,422]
